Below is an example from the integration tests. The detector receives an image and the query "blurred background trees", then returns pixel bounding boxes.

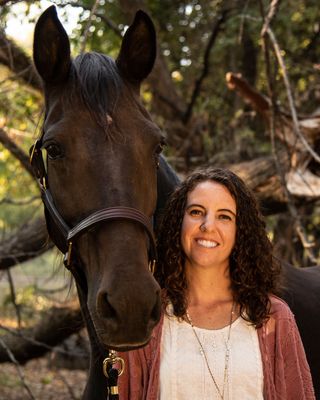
[0,0,319,397]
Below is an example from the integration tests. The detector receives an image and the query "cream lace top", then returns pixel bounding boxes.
[159,306,264,400]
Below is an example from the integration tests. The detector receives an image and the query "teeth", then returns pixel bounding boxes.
[197,239,218,248]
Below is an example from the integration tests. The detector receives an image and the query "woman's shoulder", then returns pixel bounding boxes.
[268,294,294,320]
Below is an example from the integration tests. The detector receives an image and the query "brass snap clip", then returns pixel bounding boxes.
[102,351,125,379]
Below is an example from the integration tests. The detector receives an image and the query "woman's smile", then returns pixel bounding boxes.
[195,238,219,248]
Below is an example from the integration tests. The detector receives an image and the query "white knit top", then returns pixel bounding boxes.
[159,307,264,400]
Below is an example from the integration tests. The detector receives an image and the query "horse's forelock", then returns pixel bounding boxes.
[71,52,122,123]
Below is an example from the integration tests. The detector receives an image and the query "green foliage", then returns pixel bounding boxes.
[0,44,43,230]
[0,249,69,325]
[0,371,21,389]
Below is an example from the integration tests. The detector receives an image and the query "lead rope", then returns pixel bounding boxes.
[103,350,125,399]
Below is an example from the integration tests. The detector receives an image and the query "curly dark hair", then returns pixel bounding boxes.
[155,167,281,328]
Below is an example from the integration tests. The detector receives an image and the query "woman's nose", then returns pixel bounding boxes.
[202,215,216,232]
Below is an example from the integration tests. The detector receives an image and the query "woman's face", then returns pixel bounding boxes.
[181,180,237,272]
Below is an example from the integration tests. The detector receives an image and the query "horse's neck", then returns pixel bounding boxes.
[76,285,108,400]
[154,156,180,230]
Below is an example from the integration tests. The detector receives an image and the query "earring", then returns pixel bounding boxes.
[200,223,206,232]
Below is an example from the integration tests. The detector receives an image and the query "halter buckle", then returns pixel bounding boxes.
[63,242,73,268]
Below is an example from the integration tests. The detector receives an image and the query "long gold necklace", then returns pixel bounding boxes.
[185,303,235,400]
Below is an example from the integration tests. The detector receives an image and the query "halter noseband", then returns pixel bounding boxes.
[29,138,157,273]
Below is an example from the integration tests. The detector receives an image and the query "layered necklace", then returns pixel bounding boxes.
[185,302,235,400]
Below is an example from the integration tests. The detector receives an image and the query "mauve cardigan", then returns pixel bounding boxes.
[119,295,315,399]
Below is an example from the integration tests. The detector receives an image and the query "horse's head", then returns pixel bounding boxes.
[32,6,164,350]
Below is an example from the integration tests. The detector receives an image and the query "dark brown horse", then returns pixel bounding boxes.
[32,6,320,399]
[32,6,179,398]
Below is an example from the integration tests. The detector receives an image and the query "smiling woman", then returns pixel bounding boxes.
[118,167,315,400]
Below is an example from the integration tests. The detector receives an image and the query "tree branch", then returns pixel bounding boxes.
[183,8,230,123]
[79,0,101,54]
[260,0,281,37]
[225,72,320,147]
[0,30,42,91]
[6,269,22,328]
[265,27,320,164]
[0,337,35,399]
[58,0,122,36]
[0,127,35,178]
[226,72,270,118]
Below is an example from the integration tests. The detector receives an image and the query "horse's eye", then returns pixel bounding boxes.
[46,143,63,160]
[154,142,165,168]
[155,143,164,155]
[155,138,166,155]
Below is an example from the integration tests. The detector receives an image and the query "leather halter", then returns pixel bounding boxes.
[29,137,157,274]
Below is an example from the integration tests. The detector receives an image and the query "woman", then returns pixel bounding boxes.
[119,167,315,399]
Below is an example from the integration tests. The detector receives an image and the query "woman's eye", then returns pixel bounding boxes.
[219,214,232,221]
[189,209,202,216]
[46,143,63,160]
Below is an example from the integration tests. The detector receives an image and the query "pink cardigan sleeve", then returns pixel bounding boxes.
[118,348,147,400]
[259,296,315,399]
[118,314,163,400]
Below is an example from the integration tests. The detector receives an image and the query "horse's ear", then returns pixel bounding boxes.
[116,10,156,84]
[33,5,71,85]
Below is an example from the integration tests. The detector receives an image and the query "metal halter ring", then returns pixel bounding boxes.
[149,259,156,275]
[103,353,125,378]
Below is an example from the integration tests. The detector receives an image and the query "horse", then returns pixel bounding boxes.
[281,262,320,398]
[32,6,320,399]
[31,6,178,399]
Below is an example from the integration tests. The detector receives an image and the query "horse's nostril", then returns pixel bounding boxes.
[98,292,117,320]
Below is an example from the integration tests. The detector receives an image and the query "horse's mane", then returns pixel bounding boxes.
[70,52,122,129]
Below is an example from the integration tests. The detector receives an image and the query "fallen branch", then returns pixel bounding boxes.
[0,305,84,364]
[0,217,52,271]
